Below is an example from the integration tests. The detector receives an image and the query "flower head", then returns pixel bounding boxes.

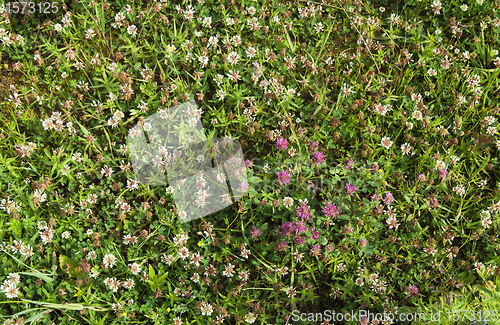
[276,170,291,186]
[323,202,340,218]
[279,222,294,237]
[250,226,263,239]
[312,151,325,166]
[383,192,395,206]
[296,199,313,222]
[344,182,357,196]
[408,285,420,296]
[275,137,288,150]
[381,137,393,149]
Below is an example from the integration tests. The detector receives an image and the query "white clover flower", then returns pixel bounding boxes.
[283,197,294,208]
[453,184,466,196]
[245,312,257,323]
[103,254,117,268]
[381,137,393,149]
[436,160,446,170]
[127,25,137,36]
[200,302,213,316]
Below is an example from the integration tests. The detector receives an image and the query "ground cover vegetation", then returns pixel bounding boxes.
[1,0,500,324]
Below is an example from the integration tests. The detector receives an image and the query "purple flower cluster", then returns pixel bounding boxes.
[294,237,305,245]
[437,168,448,179]
[428,197,439,209]
[297,127,307,137]
[277,241,287,251]
[294,220,307,234]
[310,228,320,240]
[383,191,394,206]
[240,181,249,192]
[344,182,357,196]
[279,221,294,237]
[275,137,288,150]
[344,158,355,170]
[250,226,263,239]
[276,169,291,186]
[278,220,321,245]
[309,141,318,151]
[276,198,322,246]
[312,151,325,167]
[296,199,313,222]
[407,285,420,297]
[322,202,340,218]
[278,221,307,236]
[310,244,321,256]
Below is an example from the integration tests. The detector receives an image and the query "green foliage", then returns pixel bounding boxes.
[0,0,500,323]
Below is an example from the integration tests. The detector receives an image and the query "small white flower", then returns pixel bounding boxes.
[191,273,200,283]
[436,160,446,170]
[143,122,152,132]
[381,137,393,149]
[200,301,213,316]
[246,46,257,58]
[113,110,124,120]
[216,172,226,183]
[127,25,137,36]
[129,263,142,275]
[283,197,294,208]
[103,254,117,269]
[37,221,48,230]
[314,22,324,33]
[450,155,460,166]
[87,251,97,260]
[412,110,423,121]
[166,44,176,54]
[453,184,466,196]
[227,51,240,65]
[486,126,497,136]
[216,89,226,101]
[85,29,96,39]
[401,143,413,156]
[3,284,19,299]
[480,210,492,228]
[245,312,257,324]
[61,231,71,239]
